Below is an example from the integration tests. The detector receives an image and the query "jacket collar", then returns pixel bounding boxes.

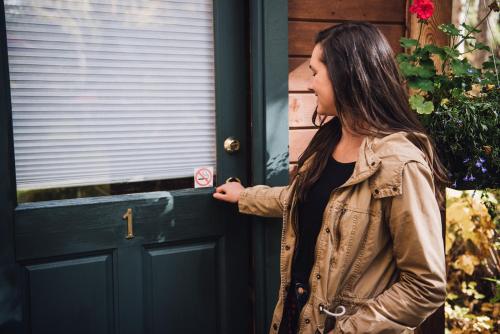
[297,135,382,190]
[296,131,433,191]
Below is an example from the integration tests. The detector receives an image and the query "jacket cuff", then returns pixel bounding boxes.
[237,187,253,215]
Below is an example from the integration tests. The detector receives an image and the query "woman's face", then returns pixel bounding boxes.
[308,43,337,116]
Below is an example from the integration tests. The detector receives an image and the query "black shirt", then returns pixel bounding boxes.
[291,155,356,284]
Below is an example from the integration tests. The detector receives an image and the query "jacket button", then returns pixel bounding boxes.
[392,186,398,191]
[273,323,278,330]
[316,273,321,279]
[371,161,376,166]
[374,189,380,194]
[305,319,310,324]
[285,245,290,250]
[325,228,330,233]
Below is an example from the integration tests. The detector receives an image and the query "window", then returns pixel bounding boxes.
[5,0,216,202]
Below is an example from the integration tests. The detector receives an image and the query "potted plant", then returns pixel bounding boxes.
[398,1,500,333]
[397,0,499,190]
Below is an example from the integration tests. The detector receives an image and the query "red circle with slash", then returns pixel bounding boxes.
[195,168,213,187]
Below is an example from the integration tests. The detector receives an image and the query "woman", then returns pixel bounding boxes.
[213,22,448,334]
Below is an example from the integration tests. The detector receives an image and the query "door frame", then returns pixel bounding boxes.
[0,0,22,331]
[249,0,289,333]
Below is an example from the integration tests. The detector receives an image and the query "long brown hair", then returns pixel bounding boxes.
[291,22,449,208]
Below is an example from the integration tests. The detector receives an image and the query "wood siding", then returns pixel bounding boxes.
[288,0,451,172]
[288,0,407,175]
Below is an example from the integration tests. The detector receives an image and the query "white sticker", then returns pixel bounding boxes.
[194,166,214,188]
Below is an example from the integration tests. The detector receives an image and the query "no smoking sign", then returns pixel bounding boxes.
[194,166,214,188]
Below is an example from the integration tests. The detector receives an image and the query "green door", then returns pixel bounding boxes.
[0,0,250,333]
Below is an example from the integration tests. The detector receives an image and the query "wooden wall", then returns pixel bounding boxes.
[288,0,407,176]
[288,0,452,168]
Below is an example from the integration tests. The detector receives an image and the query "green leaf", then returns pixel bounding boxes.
[399,62,420,76]
[418,58,436,78]
[413,47,428,58]
[422,44,441,53]
[416,66,435,79]
[482,277,500,285]
[396,53,414,63]
[474,42,491,51]
[443,46,460,58]
[423,44,447,60]
[482,55,500,70]
[409,78,434,92]
[461,23,481,33]
[409,94,435,114]
[482,278,500,303]
[420,102,435,114]
[400,37,418,48]
[399,61,435,79]
[438,23,461,36]
[451,59,470,76]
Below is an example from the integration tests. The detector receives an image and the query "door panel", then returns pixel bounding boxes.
[26,254,114,334]
[144,242,219,333]
[15,189,223,261]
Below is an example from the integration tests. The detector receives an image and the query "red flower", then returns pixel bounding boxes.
[409,0,435,20]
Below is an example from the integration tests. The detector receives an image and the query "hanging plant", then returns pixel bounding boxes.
[397,0,500,190]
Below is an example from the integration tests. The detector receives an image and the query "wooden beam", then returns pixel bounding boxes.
[289,0,405,23]
[409,2,453,333]
[407,0,453,50]
[289,21,405,56]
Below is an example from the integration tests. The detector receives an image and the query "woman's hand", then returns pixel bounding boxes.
[212,182,245,203]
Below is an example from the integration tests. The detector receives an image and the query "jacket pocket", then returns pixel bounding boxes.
[333,202,383,293]
[322,296,369,334]
[332,206,370,272]
[333,204,374,252]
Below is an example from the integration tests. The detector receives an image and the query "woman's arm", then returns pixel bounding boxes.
[336,161,446,333]
[237,185,290,218]
[213,182,290,218]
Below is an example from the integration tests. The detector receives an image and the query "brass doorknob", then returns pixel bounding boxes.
[225,177,241,184]
[224,137,240,154]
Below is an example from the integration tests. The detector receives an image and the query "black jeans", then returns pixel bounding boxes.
[278,280,310,334]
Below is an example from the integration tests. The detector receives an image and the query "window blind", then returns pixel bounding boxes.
[5,0,216,190]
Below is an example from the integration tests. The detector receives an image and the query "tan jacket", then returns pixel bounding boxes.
[238,131,446,334]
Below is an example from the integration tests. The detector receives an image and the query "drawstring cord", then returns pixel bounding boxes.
[319,304,346,317]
